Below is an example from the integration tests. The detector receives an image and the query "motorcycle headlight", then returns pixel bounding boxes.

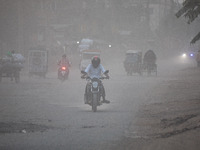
[92,81,98,88]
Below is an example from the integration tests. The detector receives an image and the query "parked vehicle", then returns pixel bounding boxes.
[79,49,101,71]
[28,49,48,78]
[81,70,109,112]
[123,50,142,76]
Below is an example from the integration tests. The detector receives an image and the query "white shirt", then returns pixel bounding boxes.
[85,64,106,79]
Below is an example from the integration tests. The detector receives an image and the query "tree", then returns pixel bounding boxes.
[175,0,200,44]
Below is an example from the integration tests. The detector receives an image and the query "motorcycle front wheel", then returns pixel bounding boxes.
[92,94,98,112]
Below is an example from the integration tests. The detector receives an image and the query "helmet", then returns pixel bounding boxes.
[91,56,100,68]
[62,54,66,58]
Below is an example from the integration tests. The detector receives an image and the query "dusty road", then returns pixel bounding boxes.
[0,55,200,150]
[114,64,200,150]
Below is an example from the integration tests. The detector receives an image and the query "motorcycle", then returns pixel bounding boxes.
[81,70,109,112]
[58,65,69,81]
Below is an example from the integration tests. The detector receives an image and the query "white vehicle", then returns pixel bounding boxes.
[78,38,94,53]
[78,44,90,53]
[79,50,101,71]
[81,38,93,46]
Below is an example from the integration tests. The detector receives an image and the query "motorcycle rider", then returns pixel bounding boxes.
[81,56,110,104]
[57,54,70,77]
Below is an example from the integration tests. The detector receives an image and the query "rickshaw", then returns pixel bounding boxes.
[123,50,142,76]
[142,50,157,76]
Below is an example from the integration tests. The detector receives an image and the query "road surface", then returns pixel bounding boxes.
[0,56,200,150]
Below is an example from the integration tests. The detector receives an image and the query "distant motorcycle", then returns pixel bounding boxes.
[58,65,69,81]
[81,70,109,112]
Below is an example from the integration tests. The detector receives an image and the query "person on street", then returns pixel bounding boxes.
[58,54,70,67]
[82,56,110,104]
[57,54,70,77]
